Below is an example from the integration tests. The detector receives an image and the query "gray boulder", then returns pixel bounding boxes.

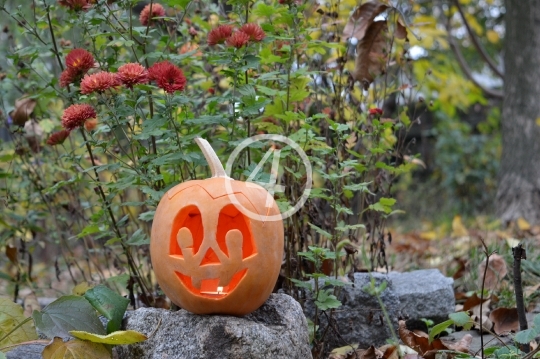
[303,270,454,350]
[114,293,312,359]
[6,344,45,359]
[389,269,454,323]
[304,272,401,350]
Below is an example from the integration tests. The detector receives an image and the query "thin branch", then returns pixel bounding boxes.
[447,35,504,99]
[453,0,504,79]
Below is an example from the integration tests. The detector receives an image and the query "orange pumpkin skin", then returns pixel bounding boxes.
[150,143,284,316]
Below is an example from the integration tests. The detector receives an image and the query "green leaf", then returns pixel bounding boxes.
[289,278,312,291]
[315,289,341,311]
[515,328,538,344]
[32,296,106,338]
[126,228,150,246]
[70,330,147,345]
[308,223,332,239]
[0,351,6,359]
[0,298,38,347]
[84,286,129,334]
[41,337,111,359]
[428,319,453,343]
[449,311,473,330]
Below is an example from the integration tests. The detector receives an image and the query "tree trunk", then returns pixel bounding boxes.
[497,0,540,225]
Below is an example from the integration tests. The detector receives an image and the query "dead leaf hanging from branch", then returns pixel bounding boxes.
[352,20,389,90]
[342,1,389,42]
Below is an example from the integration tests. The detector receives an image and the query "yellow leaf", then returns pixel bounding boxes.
[505,237,520,248]
[535,118,540,127]
[517,217,531,231]
[452,215,469,237]
[420,231,437,240]
[42,337,111,359]
[72,282,93,296]
[486,30,499,44]
[69,330,147,345]
[0,298,38,348]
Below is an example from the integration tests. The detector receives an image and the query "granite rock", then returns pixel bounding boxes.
[114,293,312,359]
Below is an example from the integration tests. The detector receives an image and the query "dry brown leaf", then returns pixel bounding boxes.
[11,96,37,126]
[478,253,508,290]
[403,355,424,359]
[470,299,492,331]
[342,1,389,42]
[23,293,41,318]
[329,345,377,359]
[489,307,519,335]
[379,344,399,359]
[353,20,388,89]
[6,245,17,264]
[394,18,408,40]
[328,344,358,359]
[443,333,472,353]
[462,292,488,311]
[398,320,446,359]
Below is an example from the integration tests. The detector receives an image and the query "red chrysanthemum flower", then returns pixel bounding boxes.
[240,23,265,42]
[139,3,166,27]
[59,67,79,87]
[80,72,118,94]
[116,63,148,89]
[226,31,250,49]
[58,0,92,11]
[47,129,70,146]
[61,104,97,131]
[65,48,95,75]
[148,61,187,94]
[368,108,383,116]
[207,25,233,46]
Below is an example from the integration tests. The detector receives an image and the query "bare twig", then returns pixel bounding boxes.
[453,0,504,79]
[512,244,529,353]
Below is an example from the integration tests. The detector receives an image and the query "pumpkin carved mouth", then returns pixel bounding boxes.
[175,268,248,299]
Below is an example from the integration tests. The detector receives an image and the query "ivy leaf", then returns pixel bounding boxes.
[32,296,106,339]
[70,330,147,345]
[84,286,129,334]
[0,298,38,347]
[42,337,111,359]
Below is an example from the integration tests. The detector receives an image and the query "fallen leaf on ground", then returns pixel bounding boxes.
[451,215,468,237]
[329,345,377,359]
[478,254,507,290]
[470,299,492,331]
[462,292,489,311]
[399,321,471,359]
[489,307,519,335]
[443,333,472,353]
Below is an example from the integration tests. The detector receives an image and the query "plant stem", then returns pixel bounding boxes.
[512,244,529,353]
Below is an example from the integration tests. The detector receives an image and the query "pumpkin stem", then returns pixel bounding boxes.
[195,137,228,178]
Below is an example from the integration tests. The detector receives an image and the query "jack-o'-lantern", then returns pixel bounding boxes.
[150,138,284,315]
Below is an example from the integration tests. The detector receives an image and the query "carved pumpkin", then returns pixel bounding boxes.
[150,138,284,315]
